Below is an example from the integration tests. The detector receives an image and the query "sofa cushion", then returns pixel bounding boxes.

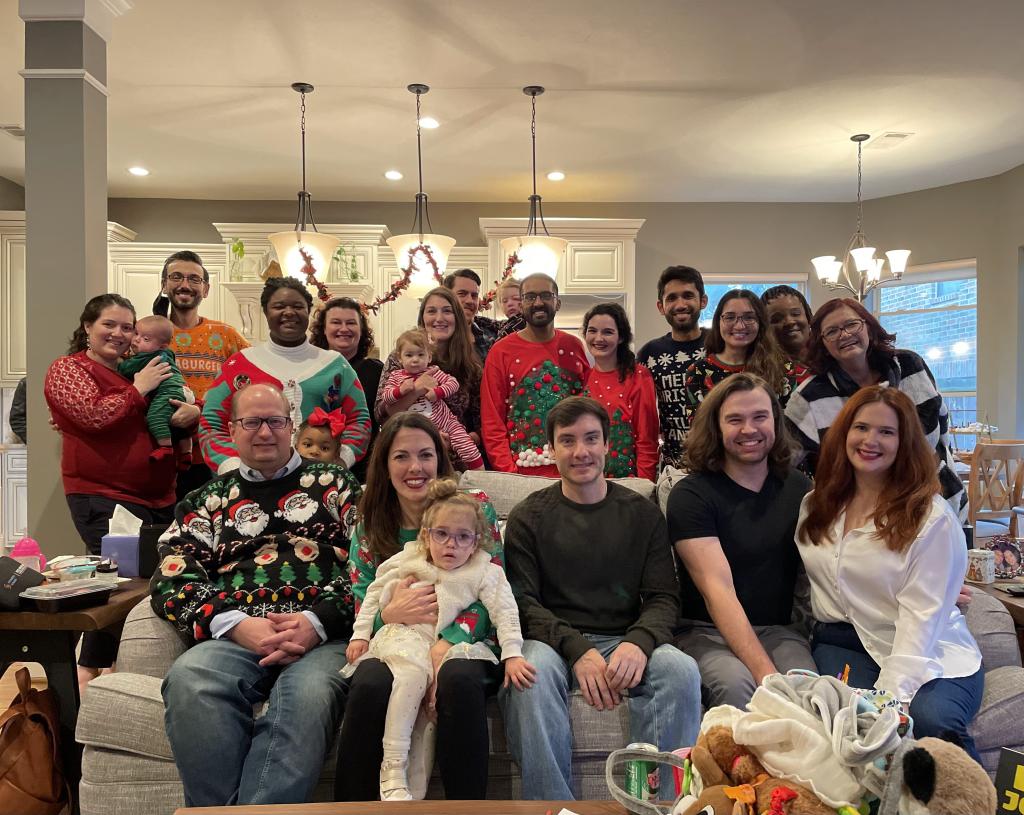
[116,599,189,678]
[459,470,656,519]
[964,590,1022,671]
[76,673,174,760]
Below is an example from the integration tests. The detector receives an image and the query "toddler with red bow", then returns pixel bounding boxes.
[296,407,346,463]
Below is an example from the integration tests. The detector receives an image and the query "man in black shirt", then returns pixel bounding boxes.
[637,266,709,470]
[500,396,700,800]
[667,372,815,709]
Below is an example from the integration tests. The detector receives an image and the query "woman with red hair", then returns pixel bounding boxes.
[784,297,964,516]
[796,387,982,760]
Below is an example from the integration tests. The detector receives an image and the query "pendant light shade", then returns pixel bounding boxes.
[271,83,339,282]
[388,84,456,289]
[505,86,566,281]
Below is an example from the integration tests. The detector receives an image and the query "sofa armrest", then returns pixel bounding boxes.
[964,590,1022,671]
[116,599,190,678]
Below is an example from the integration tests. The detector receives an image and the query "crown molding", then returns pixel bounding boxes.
[19,0,132,42]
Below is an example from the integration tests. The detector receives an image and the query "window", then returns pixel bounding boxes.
[873,261,977,449]
[700,281,805,329]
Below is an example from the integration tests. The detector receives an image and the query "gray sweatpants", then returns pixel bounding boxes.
[675,621,815,709]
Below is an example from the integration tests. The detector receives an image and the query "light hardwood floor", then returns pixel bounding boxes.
[0,662,48,707]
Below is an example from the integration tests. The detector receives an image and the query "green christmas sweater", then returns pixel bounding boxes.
[348,489,504,656]
[151,459,361,643]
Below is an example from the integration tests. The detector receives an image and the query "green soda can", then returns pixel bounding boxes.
[624,741,659,800]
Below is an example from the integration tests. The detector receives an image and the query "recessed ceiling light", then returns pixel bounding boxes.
[128,166,150,176]
[384,170,403,181]
[547,171,565,181]
[418,117,439,129]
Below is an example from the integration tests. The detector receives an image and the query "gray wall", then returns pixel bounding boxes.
[103,164,1024,435]
[0,176,25,209]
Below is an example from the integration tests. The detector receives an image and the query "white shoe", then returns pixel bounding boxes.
[380,759,412,801]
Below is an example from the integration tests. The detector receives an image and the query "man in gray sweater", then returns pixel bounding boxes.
[499,396,701,800]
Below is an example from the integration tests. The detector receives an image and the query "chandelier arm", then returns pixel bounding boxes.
[536,195,552,237]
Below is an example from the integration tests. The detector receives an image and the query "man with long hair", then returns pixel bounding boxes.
[667,372,816,708]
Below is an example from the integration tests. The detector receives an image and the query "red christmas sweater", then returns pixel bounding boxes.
[583,364,660,480]
[44,351,177,508]
[481,331,590,477]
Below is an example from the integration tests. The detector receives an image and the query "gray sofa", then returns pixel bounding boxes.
[75,471,1024,815]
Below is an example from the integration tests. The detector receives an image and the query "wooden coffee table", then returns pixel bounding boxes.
[0,577,151,814]
[175,803,628,814]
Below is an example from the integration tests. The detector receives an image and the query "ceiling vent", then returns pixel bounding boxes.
[867,132,914,150]
[0,125,25,140]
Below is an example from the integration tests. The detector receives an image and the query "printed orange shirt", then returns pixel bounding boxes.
[171,317,250,402]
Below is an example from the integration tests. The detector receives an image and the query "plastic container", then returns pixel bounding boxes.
[21,579,114,612]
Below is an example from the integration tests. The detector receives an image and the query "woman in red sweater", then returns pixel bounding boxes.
[44,293,199,684]
[581,303,659,480]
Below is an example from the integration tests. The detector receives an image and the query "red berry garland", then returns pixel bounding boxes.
[363,243,443,315]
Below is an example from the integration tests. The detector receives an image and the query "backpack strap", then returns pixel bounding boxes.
[605,747,691,815]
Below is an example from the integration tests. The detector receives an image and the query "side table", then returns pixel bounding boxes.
[0,578,151,814]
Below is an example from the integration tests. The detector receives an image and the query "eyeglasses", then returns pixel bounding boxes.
[522,291,556,304]
[720,313,758,326]
[427,527,479,549]
[167,272,206,286]
[231,416,291,432]
[821,318,866,343]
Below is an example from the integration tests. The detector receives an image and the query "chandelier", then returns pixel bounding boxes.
[500,86,567,280]
[386,83,456,290]
[268,83,340,282]
[811,134,911,301]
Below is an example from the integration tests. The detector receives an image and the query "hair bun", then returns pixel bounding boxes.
[426,478,459,503]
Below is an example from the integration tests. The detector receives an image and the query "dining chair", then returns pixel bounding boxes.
[967,442,1024,538]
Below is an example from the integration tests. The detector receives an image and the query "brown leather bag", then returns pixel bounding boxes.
[0,667,69,815]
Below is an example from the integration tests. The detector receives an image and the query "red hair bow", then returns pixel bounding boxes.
[307,407,348,439]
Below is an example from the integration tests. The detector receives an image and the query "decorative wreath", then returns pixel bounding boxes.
[479,252,520,310]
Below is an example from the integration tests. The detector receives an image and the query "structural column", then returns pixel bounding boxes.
[19,0,129,555]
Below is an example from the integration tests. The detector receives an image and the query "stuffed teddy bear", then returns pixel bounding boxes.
[894,736,996,815]
[687,726,835,815]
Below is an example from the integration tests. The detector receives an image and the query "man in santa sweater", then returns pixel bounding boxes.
[154,383,361,808]
[481,274,590,476]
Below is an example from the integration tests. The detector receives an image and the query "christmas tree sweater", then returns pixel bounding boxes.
[199,340,370,473]
[151,459,361,643]
[583,364,660,480]
[681,353,805,428]
[481,331,590,476]
[348,490,503,656]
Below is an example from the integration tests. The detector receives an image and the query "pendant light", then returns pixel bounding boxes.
[810,134,911,300]
[500,86,567,280]
[268,83,340,282]
[386,83,456,290]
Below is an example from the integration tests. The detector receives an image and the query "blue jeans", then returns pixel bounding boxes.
[811,621,984,763]
[499,635,701,800]
[162,638,348,806]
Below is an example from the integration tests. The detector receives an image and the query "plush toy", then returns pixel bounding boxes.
[691,726,835,815]
[676,784,736,815]
[897,736,996,815]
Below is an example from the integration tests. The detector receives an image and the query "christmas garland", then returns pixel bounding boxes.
[299,247,333,305]
[363,243,443,315]
[479,252,519,310]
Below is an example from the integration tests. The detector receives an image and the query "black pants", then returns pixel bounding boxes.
[334,657,499,800]
[65,494,174,668]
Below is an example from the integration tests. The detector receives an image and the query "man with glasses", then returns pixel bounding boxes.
[156,250,249,496]
[481,274,590,476]
[154,382,361,807]
[500,397,701,800]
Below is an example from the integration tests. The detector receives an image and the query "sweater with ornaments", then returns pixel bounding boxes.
[150,459,361,643]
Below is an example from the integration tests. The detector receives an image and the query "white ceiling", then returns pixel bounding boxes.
[2,0,1024,202]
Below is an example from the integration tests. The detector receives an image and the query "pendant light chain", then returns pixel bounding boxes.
[856,138,863,236]
[299,89,307,195]
[416,91,424,197]
[531,93,538,198]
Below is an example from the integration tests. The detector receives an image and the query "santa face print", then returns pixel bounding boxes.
[275,490,319,524]
[425,505,479,571]
[228,500,270,537]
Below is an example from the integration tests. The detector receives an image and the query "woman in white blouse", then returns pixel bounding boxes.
[796,385,983,761]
